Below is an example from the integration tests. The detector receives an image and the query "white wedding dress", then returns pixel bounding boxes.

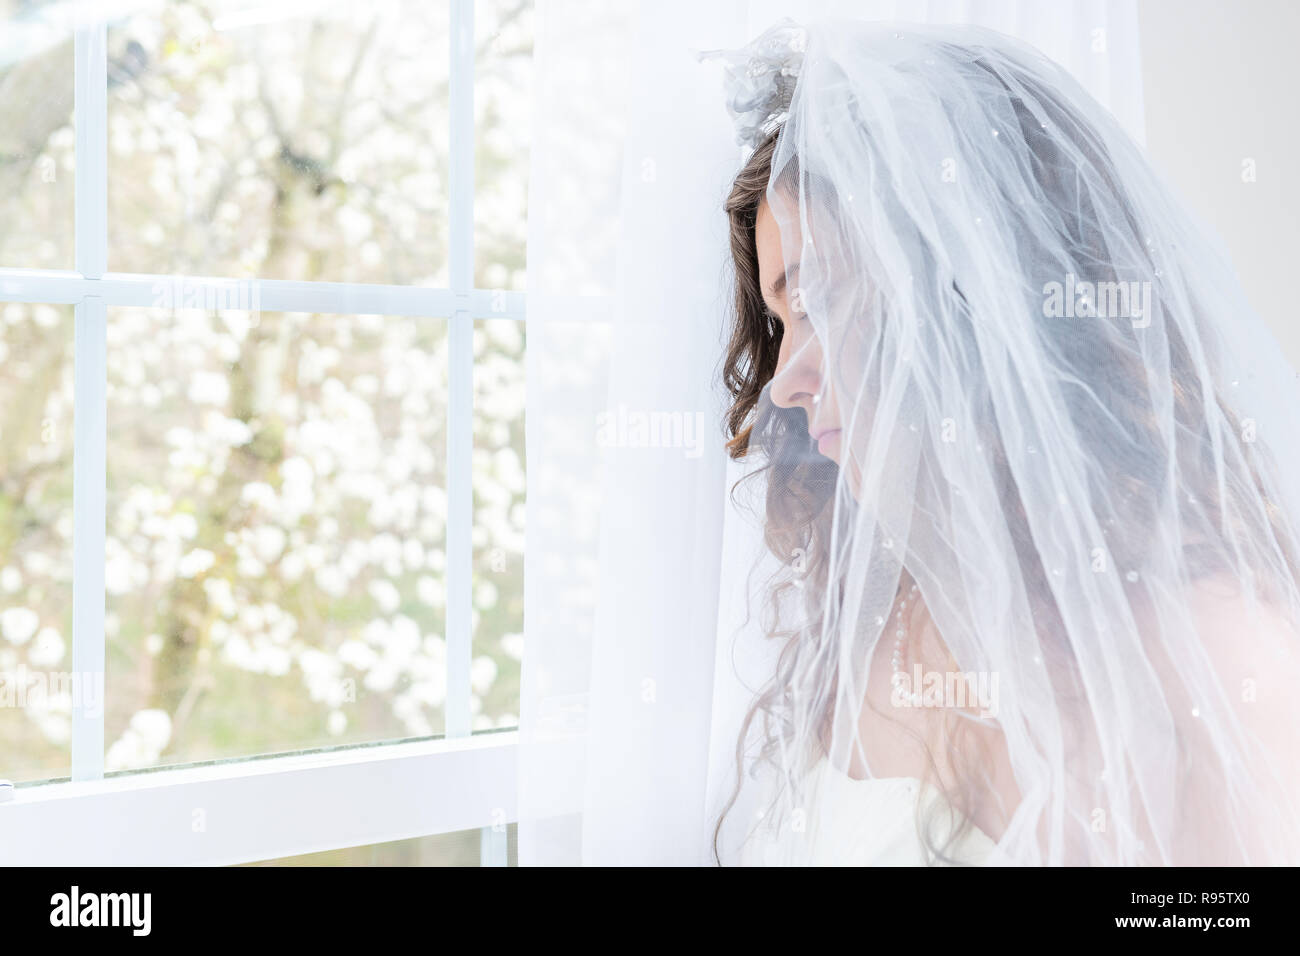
[738,757,1000,866]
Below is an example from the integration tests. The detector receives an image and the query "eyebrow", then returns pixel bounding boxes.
[764,262,800,311]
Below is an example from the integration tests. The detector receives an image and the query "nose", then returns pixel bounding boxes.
[769,321,825,415]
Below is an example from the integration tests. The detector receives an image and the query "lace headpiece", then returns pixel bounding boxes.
[697,18,807,149]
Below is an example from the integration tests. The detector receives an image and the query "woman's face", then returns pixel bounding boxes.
[755,197,845,467]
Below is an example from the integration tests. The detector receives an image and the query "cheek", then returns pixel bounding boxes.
[773,322,802,376]
[781,322,824,369]
[823,323,879,407]
[771,326,793,378]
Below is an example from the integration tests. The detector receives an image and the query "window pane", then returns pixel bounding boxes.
[472,318,523,730]
[0,303,74,782]
[240,823,516,866]
[0,1,75,269]
[105,304,449,770]
[107,0,451,284]
[474,0,534,292]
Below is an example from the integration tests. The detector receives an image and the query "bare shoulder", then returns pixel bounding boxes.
[1176,577,1300,863]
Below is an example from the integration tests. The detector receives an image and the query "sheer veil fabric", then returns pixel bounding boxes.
[519,1,1300,865]
[707,15,1300,867]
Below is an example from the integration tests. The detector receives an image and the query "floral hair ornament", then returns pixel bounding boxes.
[697,17,807,149]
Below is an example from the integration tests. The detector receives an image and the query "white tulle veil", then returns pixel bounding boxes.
[705,18,1300,865]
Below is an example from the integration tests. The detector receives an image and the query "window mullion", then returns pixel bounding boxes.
[70,13,108,782]
[480,820,508,867]
[74,16,107,280]
[446,0,475,743]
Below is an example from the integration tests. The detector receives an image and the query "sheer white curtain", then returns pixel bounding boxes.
[520,0,1146,866]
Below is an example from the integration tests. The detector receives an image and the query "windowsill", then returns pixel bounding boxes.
[0,731,517,865]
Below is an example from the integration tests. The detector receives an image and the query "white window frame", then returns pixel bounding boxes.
[0,0,521,866]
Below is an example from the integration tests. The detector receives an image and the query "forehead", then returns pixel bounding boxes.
[755,197,802,302]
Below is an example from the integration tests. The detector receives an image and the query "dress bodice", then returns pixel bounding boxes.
[739,756,999,866]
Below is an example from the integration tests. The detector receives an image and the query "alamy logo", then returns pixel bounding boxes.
[595,404,708,459]
[50,886,151,936]
[151,275,261,315]
[890,665,1000,718]
[0,668,103,717]
[1042,273,1152,328]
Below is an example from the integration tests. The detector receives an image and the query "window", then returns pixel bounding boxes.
[0,0,530,865]
[240,823,517,866]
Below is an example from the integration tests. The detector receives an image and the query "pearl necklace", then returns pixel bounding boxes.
[889,582,923,705]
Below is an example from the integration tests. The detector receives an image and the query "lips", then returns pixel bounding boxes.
[812,428,841,457]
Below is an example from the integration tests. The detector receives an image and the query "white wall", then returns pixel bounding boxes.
[1138,0,1300,366]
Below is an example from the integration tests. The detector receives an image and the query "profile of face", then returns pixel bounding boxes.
[754,195,857,484]
[755,199,835,453]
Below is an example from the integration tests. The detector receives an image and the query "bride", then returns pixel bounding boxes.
[705,19,1300,865]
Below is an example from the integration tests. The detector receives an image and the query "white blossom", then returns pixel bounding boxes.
[1,607,40,645]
